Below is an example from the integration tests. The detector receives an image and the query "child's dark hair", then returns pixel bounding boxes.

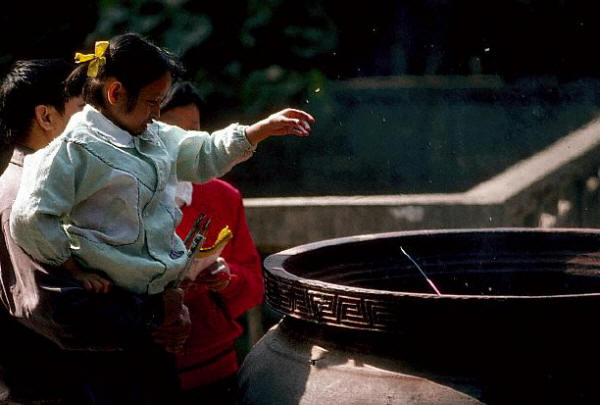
[84,33,183,111]
[65,63,88,99]
[160,81,204,114]
[0,59,75,146]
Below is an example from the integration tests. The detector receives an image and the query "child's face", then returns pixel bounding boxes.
[160,103,201,131]
[110,72,172,135]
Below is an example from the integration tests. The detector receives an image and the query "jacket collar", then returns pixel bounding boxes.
[10,145,34,167]
[76,105,161,148]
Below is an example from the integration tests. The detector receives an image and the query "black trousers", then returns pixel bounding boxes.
[74,348,181,405]
[179,374,239,405]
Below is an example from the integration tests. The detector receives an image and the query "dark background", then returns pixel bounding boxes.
[5,1,600,119]
[4,0,600,362]
[3,0,600,196]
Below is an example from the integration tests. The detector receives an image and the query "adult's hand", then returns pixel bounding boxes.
[160,287,184,325]
[152,288,191,353]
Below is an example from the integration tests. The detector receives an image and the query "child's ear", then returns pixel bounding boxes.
[34,105,54,131]
[106,80,125,106]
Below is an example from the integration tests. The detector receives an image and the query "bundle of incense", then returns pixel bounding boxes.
[175,215,211,285]
[183,214,208,250]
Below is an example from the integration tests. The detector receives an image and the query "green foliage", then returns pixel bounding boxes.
[91,0,212,57]
[88,0,337,124]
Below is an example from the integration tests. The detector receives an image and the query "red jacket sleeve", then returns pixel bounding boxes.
[217,193,264,319]
[176,180,264,319]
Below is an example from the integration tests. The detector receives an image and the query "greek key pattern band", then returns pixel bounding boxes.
[264,270,402,331]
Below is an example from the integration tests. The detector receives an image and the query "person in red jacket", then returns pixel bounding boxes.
[160,81,264,404]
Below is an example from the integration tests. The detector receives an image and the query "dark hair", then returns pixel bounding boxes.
[160,81,203,114]
[0,59,75,146]
[84,33,183,111]
[160,81,204,113]
[65,63,88,99]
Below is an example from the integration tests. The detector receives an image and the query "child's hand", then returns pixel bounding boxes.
[62,257,112,293]
[195,257,232,292]
[74,272,113,293]
[245,108,315,146]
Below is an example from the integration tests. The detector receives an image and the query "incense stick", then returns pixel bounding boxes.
[183,214,207,249]
[176,216,211,286]
[400,246,442,296]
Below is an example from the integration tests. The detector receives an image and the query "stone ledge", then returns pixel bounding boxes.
[244,115,600,253]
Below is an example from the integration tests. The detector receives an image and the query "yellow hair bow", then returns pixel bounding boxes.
[74,40,109,78]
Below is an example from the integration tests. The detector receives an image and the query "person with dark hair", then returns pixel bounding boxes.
[0,59,85,174]
[10,32,313,301]
[160,81,203,130]
[160,81,264,404]
[0,59,85,340]
[0,58,190,405]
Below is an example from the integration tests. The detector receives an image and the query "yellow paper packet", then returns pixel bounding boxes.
[194,226,233,258]
[185,226,233,281]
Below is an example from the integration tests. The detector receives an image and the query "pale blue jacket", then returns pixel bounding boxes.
[10,105,254,294]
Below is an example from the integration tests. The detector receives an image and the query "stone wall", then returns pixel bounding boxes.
[244,115,600,254]
[225,75,600,198]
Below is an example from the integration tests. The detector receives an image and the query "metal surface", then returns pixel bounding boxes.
[264,228,600,334]
[240,228,600,403]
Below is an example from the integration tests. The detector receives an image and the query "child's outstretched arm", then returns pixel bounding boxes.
[244,108,314,146]
[171,108,314,184]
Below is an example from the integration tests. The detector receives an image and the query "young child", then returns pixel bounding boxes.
[9,33,314,296]
[160,81,264,403]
